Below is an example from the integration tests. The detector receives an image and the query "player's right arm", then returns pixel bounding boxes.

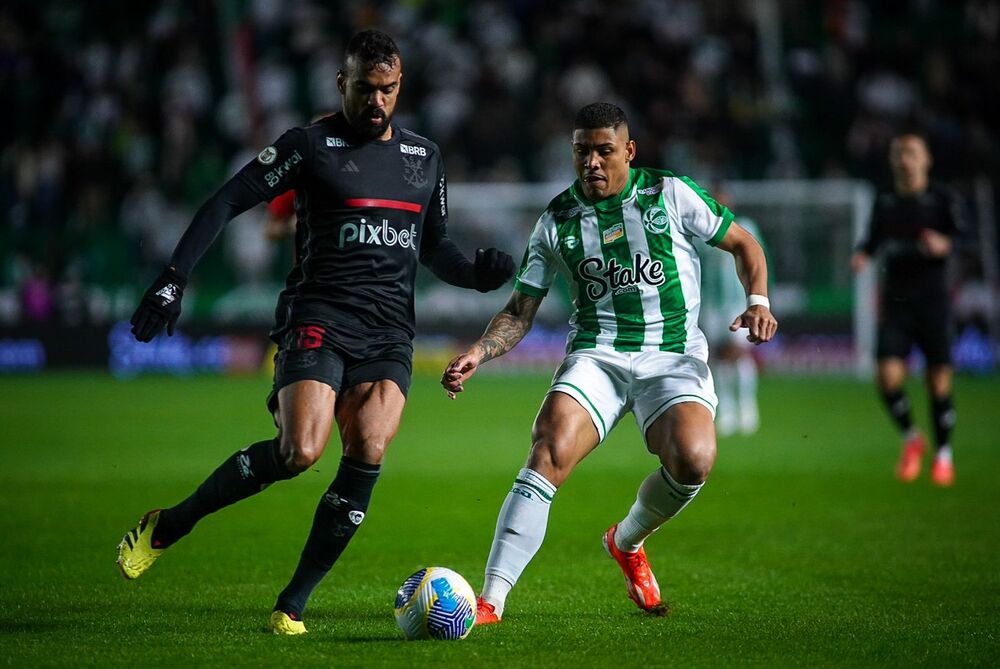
[441,290,543,399]
[851,196,884,273]
[441,208,558,398]
[130,129,309,342]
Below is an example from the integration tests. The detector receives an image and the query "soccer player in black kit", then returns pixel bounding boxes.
[851,133,962,487]
[116,30,515,635]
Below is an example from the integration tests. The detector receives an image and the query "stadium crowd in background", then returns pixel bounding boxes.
[1,0,998,328]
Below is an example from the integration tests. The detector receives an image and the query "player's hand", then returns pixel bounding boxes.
[850,251,869,273]
[441,351,482,399]
[473,247,515,292]
[730,305,777,345]
[130,267,187,342]
[917,228,951,258]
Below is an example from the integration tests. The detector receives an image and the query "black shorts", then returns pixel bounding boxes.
[266,323,413,415]
[876,297,952,365]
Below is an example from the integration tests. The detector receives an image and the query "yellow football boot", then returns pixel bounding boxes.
[268,610,307,636]
[117,510,165,580]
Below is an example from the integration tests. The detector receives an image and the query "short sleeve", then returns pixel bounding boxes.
[513,212,558,298]
[671,177,735,246]
[236,128,310,200]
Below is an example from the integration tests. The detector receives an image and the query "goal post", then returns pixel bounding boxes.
[432,179,877,375]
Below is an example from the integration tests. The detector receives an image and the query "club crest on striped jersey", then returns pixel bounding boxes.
[602,222,624,244]
[642,207,670,234]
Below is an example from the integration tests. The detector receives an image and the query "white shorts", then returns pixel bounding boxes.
[548,348,717,443]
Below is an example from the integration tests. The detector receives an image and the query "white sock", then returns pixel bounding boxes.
[481,468,556,616]
[736,356,759,434]
[714,361,737,436]
[614,467,703,553]
[936,445,953,463]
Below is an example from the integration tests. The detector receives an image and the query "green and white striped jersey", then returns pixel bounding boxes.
[514,167,734,357]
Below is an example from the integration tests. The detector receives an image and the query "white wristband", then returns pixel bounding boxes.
[747,294,770,310]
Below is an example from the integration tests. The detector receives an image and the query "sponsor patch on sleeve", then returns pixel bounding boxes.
[257,146,277,165]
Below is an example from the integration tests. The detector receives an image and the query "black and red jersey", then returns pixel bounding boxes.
[169,112,474,344]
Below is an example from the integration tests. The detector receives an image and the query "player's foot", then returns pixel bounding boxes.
[117,510,165,580]
[602,525,668,615]
[268,610,307,636]
[931,455,954,487]
[475,597,501,625]
[895,433,926,482]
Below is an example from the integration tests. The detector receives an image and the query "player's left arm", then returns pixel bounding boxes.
[715,223,778,345]
[418,162,514,292]
[441,290,543,399]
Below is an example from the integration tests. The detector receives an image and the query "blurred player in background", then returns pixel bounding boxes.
[442,103,776,622]
[116,29,514,635]
[851,133,963,487]
[698,189,765,437]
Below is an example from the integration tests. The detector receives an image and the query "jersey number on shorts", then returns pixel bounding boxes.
[294,325,324,350]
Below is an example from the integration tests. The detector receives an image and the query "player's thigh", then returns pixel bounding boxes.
[335,380,407,465]
[876,303,914,364]
[645,401,717,485]
[631,351,718,450]
[272,324,346,463]
[914,303,953,371]
[334,343,412,464]
[277,379,337,469]
[527,391,602,487]
[546,349,630,443]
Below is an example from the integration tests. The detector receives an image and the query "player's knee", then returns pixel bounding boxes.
[665,438,716,485]
[342,435,388,465]
[280,434,324,473]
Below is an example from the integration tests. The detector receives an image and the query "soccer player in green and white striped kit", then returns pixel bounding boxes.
[442,103,776,621]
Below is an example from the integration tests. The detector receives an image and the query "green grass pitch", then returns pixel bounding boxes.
[1,371,998,667]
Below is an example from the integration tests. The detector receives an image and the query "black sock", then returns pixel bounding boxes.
[931,395,956,452]
[274,456,380,618]
[154,439,294,548]
[879,389,913,433]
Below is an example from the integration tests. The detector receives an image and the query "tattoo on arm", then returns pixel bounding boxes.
[473,292,542,363]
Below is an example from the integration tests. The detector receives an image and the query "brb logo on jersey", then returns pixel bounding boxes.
[339,218,417,250]
[578,253,665,299]
[400,144,427,157]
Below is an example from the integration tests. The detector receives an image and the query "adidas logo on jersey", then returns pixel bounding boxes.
[340,160,360,173]
[338,218,417,250]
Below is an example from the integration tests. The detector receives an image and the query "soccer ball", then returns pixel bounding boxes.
[393,567,476,640]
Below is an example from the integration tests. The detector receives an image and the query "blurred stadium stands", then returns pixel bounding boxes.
[1,0,998,372]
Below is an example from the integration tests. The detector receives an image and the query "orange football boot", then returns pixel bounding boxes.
[475,597,501,625]
[895,433,926,482]
[602,525,669,616]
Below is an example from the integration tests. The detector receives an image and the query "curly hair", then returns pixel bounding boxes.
[345,29,400,69]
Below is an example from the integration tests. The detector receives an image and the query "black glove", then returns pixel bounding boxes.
[130,268,187,342]
[473,247,515,293]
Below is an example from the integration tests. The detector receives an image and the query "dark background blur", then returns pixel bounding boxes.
[1,0,998,373]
